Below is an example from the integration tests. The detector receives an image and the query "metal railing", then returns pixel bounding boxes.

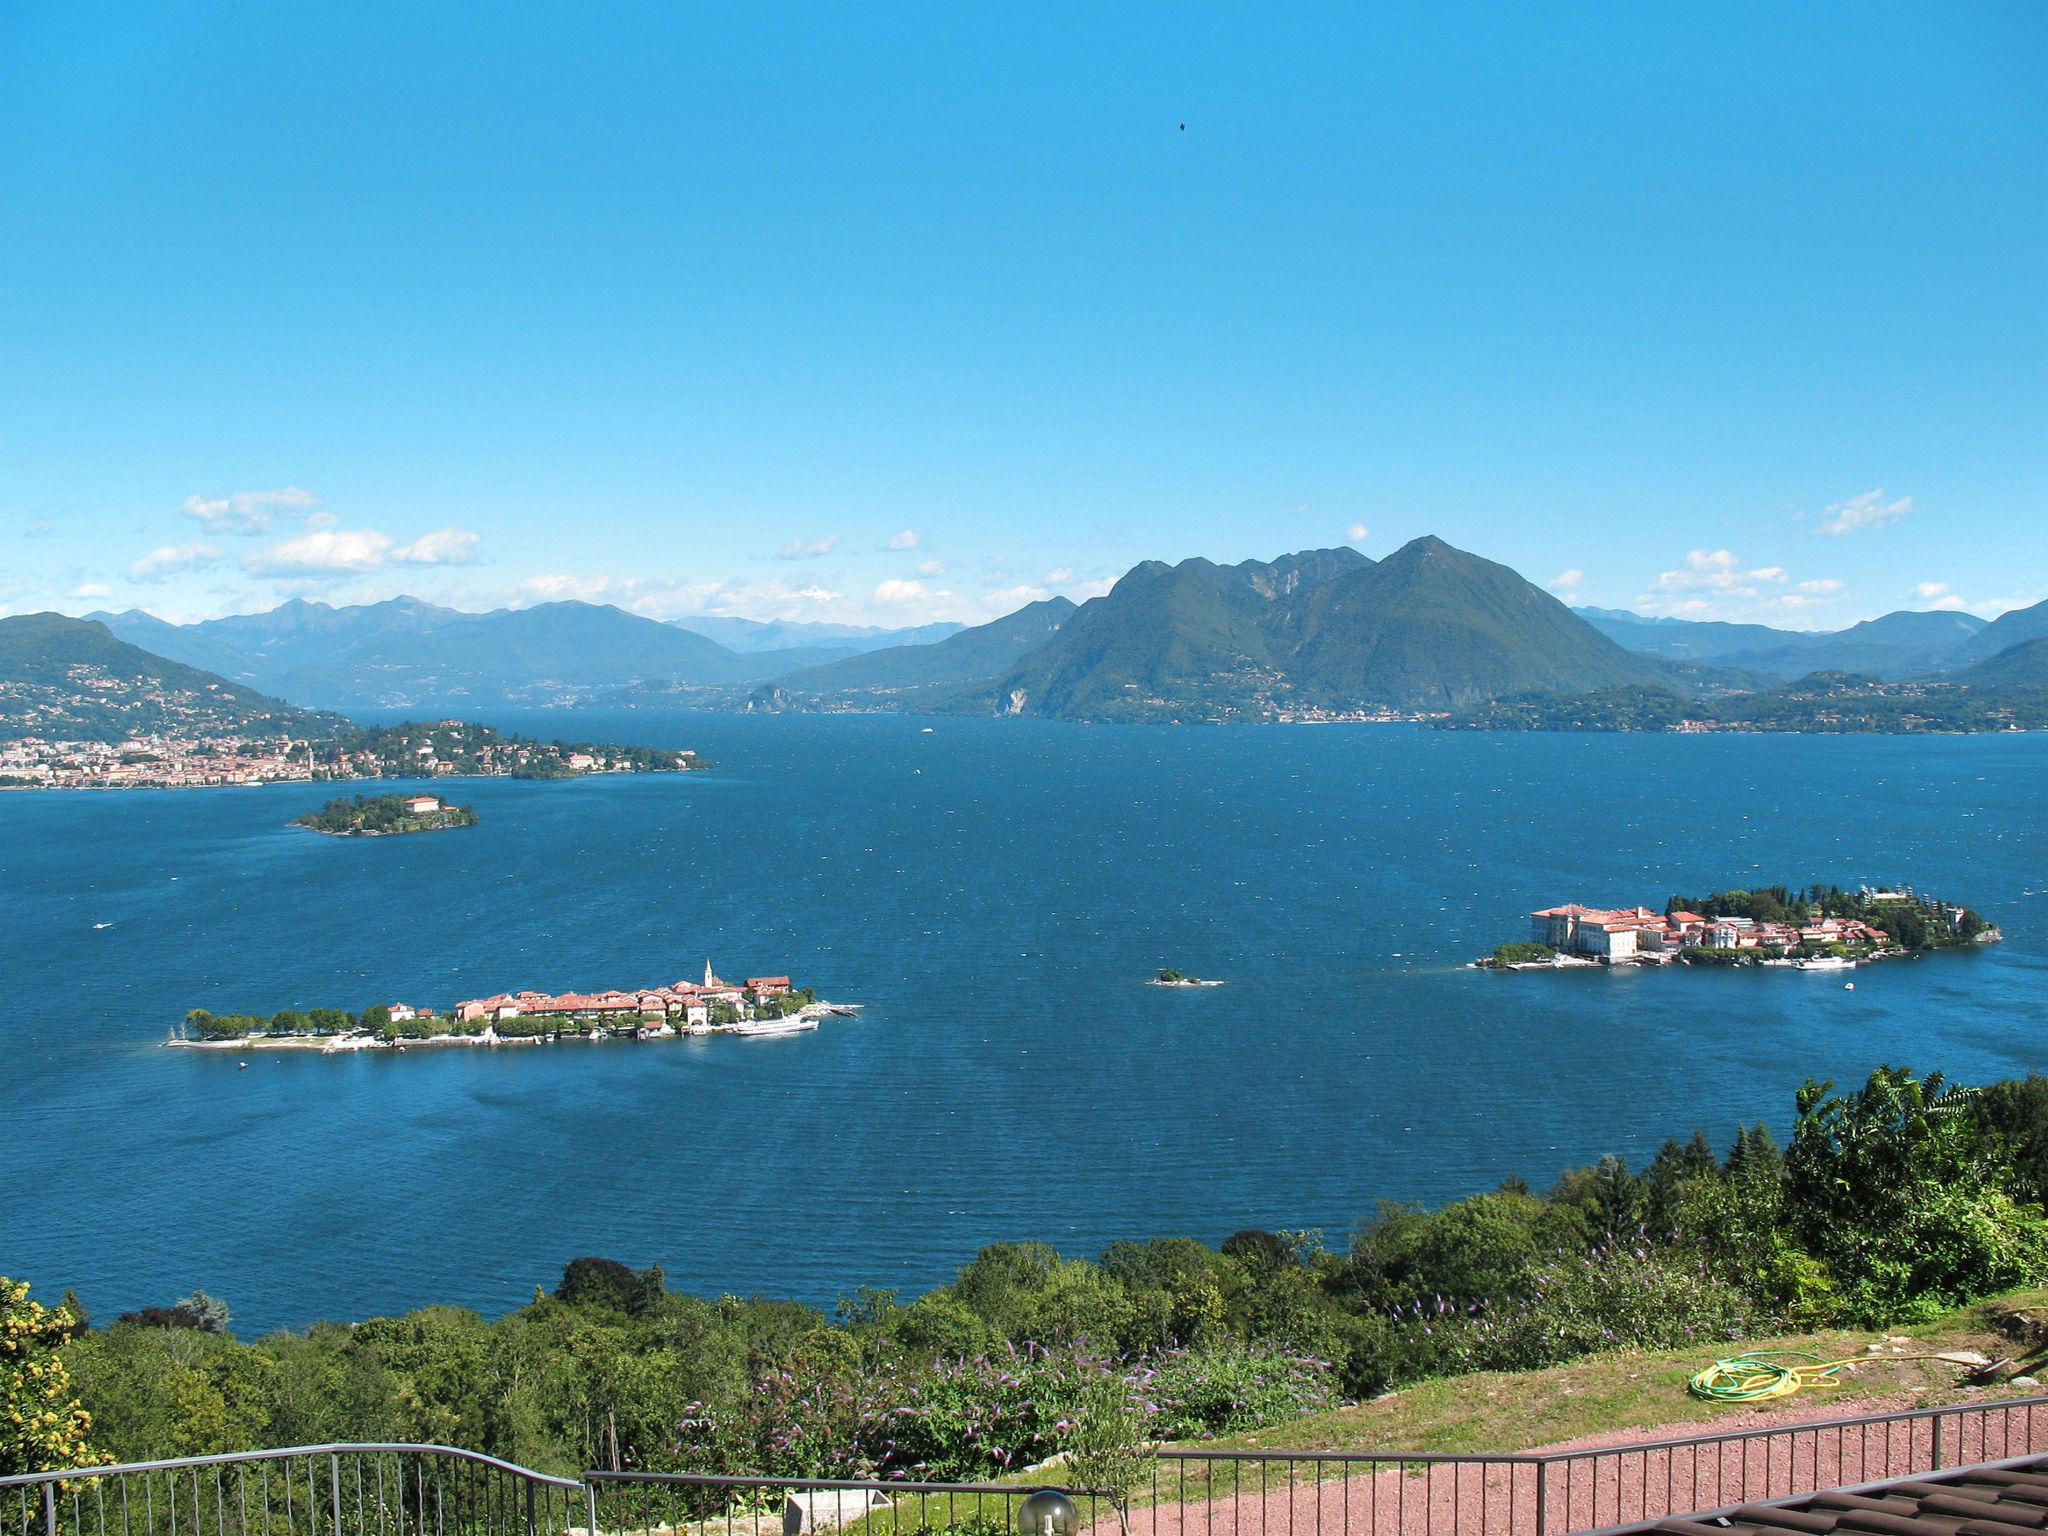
[587,1394,2048,1536]
[10,1393,2048,1536]
[586,1471,1115,1536]
[0,1446,589,1536]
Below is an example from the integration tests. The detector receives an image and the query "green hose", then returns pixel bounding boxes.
[1687,1350,1852,1403]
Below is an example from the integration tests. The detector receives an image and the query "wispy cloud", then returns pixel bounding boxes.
[182,486,322,536]
[1816,488,1913,537]
[1347,522,1369,543]
[886,529,921,551]
[24,517,52,538]
[130,542,225,581]
[246,527,480,576]
[1549,569,1583,592]
[1914,581,1950,600]
[773,535,841,560]
[915,559,945,577]
[1636,548,1845,622]
[70,582,112,600]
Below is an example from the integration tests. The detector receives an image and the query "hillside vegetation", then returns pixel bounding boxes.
[0,613,345,740]
[12,1064,2048,1483]
[961,538,1673,721]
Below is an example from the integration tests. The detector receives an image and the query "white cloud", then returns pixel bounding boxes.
[774,535,841,561]
[916,559,946,577]
[246,526,480,576]
[886,529,922,551]
[873,578,931,606]
[393,528,481,565]
[70,582,112,599]
[1914,582,1950,600]
[181,486,322,536]
[1347,523,1369,543]
[129,542,224,580]
[1926,594,1970,611]
[1816,488,1913,537]
[1637,548,1847,623]
[1549,569,1583,592]
[518,573,619,604]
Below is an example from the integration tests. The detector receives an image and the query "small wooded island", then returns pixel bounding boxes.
[291,792,478,836]
[1481,882,2000,970]
[1150,968,1226,987]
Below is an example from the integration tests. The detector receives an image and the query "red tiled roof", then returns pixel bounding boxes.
[1638,1453,2048,1534]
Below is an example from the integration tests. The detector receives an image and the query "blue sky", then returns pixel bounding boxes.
[2,1,2041,630]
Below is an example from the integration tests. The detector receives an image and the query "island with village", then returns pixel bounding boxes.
[1481,883,2001,971]
[166,962,854,1053]
[290,792,477,836]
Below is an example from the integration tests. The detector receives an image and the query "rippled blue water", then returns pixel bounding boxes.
[3,713,2044,1335]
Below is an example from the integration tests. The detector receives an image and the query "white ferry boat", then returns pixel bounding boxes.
[725,1014,819,1038]
[1798,955,1856,972]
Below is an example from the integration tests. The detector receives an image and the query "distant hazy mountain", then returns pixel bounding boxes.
[1581,604,1988,681]
[0,613,346,740]
[1717,610,1987,680]
[966,538,1671,721]
[1578,608,1802,661]
[759,598,1078,701]
[670,615,963,655]
[1944,597,2048,669]
[91,597,842,708]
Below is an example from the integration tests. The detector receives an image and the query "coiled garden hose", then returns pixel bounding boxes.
[1688,1348,1967,1403]
[1688,1351,1852,1402]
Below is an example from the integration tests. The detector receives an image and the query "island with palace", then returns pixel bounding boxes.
[1482,883,2000,970]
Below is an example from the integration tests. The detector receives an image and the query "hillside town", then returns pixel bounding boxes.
[1,734,311,788]
[170,962,849,1052]
[0,722,703,790]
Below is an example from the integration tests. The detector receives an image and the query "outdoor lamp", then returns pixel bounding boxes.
[1017,1490,1079,1536]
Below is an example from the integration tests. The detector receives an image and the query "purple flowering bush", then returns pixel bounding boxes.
[1382,1236,1753,1377]
[671,1340,1338,1481]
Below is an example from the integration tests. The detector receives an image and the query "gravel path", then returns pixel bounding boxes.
[1104,1395,2048,1536]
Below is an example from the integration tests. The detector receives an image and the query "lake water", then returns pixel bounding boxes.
[4,714,2045,1336]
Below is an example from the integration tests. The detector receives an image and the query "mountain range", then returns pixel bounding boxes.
[751,598,1079,706]
[668,615,962,655]
[86,598,956,710]
[955,538,1678,720]
[1580,606,1993,680]
[12,539,2040,731]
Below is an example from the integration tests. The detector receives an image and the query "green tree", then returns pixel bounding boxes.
[555,1258,665,1318]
